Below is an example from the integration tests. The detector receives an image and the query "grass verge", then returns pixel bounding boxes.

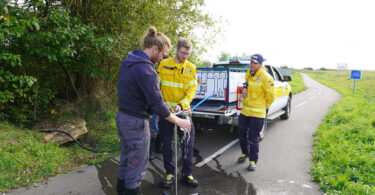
[0,104,120,193]
[306,70,375,194]
[290,71,307,94]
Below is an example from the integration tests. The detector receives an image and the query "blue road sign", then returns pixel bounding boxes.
[350,70,362,94]
[350,70,362,80]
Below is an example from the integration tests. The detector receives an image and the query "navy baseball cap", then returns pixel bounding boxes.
[250,54,264,64]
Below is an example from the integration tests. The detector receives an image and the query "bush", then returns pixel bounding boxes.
[0,2,113,123]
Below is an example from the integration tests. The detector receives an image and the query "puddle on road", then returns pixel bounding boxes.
[141,149,256,195]
[96,159,119,195]
[96,149,256,195]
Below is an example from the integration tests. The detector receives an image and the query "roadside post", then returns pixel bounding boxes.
[350,70,362,94]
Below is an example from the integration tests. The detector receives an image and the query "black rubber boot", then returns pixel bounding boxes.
[116,178,125,195]
[124,187,141,195]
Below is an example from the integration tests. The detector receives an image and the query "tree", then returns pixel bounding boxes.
[218,51,231,61]
[1,0,219,124]
[239,52,252,59]
[218,51,252,61]
[60,0,219,101]
[281,65,291,70]
[1,1,112,123]
[199,60,212,68]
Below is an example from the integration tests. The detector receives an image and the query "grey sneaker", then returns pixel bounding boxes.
[182,175,198,187]
[247,161,256,171]
[237,154,248,164]
[162,174,175,188]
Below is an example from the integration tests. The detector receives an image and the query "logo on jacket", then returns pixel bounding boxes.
[185,69,191,73]
[256,78,262,81]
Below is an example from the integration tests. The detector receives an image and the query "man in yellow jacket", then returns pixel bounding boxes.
[157,38,198,187]
[237,54,275,171]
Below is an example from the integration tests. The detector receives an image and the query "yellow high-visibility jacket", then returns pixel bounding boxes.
[157,57,198,109]
[241,67,275,118]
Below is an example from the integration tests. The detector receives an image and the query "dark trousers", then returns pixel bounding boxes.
[158,117,195,177]
[116,111,149,189]
[238,114,264,163]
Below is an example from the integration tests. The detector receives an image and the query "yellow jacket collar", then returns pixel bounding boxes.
[172,56,189,69]
[251,67,264,78]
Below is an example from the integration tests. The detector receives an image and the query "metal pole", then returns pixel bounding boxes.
[174,125,178,195]
[353,79,356,94]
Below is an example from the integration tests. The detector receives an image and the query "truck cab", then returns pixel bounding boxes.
[192,59,292,140]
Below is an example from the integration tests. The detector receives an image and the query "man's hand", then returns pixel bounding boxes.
[164,112,191,131]
[176,118,191,131]
[175,104,182,112]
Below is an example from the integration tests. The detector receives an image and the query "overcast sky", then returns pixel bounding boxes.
[201,0,375,70]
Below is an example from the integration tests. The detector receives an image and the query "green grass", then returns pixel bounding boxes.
[290,72,307,94]
[0,105,120,193]
[306,70,375,194]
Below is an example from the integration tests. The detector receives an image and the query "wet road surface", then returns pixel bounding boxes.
[96,129,256,195]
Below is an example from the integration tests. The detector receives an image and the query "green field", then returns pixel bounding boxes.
[306,70,375,194]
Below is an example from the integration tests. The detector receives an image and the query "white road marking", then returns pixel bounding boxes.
[195,139,239,167]
[295,101,307,108]
[110,159,120,165]
[302,184,313,188]
[104,176,113,188]
[276,178,314,190]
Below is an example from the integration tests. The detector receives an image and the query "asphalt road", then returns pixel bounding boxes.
[6,74,341,195]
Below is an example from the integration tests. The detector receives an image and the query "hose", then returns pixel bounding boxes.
[191,93,215,111]
[153,113,159,132]
[152,93,215,131]
[40,129,119,153]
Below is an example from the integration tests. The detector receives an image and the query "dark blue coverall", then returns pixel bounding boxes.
[116,49,170,191]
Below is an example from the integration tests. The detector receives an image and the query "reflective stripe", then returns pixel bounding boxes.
[186,80,197,89]
[161,80,184,88]
[187,80,197,86]
[242,106,265,112]
[248,81,263,86]
[181,99,189,106]
[165,102,179,107]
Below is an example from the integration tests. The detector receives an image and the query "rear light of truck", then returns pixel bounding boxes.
[224,87,227,103]
[237,86,243,110]
[229,60,240,64]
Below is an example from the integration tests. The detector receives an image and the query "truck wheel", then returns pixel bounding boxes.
[280,97,291,120]
[259,117,267,141]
